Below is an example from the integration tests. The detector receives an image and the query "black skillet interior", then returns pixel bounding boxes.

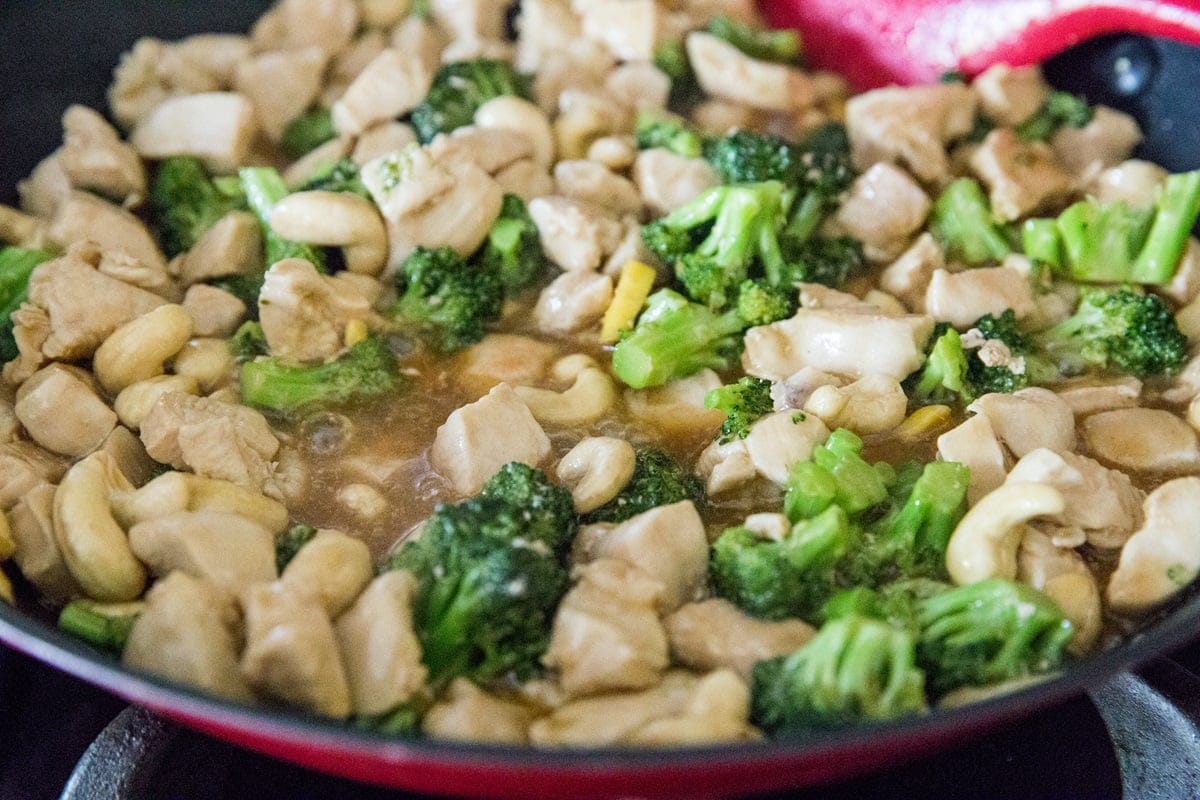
[1,0,1200,779]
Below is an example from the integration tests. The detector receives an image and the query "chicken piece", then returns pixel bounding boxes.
[553,160,642,216]
[494,158,555,201]
[1006,448,1143,549]
[694,437,756,496]
[743,410,831,485]
[332,49,435,137]
[689,99,761,136]
[802,374,907,435]
[542,558,670,697]
[7,483,79,603]
[251,0,359,57]
[321,30,388,106]
[742,308,935,382]
[835,163,931,262]
[18,154,72,219]
[632,149,722,216]
[139,391,280,496]
[172,211,263,287]
[972,64,1050,127]
[279,529,372,617]
[423,678,535,744]
[685,32,812,113]
[1089,159,1167,208]
[587,134,637,171]
[1017,528,1103,654]
[130,93,258,175]
[1083,408,1200,474]
[51,191,167,275]
[431,0,510,42]
[845,83,978,183]
[58,106,146,206]
[124,572,254,702]
[514,0,590,74]
[924,266,1037,328]
[452,334,557,397]
[937,413,1007,505]
[3,304,49,386]
[1107,477,1200,615]
[352,121,419,165]
[576,501,708,613]
[431,383,552,495]
[14,364,116,458]
[879,233,945,312]
[627,669,757,746]
[528,196,624,273]
[1164,351,1200,405]
[665,599,813,680]
[578,0,660,61]
[1055,376,1142,418]
[1158,237,1200,307]
[534,270,614,335]
[257,259,376,363]
[0,442,67,512]
[605,62,671,112]
[128,510,277,595]
[768,367,841,412]
[362,146,504,274]
[234,47,328,142]
[240,582,352,718]
[968,388,1076,458]
[168,33,252,88]
[182,284,247,339]
[335,570,428,717]
[624,369,726,438]
[969,129,1074,222]
[107,37,233,131]
[98,425,157,488]
[1052,105,1142,176]
[428,127,535,176]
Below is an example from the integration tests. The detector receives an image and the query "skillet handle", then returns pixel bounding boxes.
[1089,658,1200,800]
[59,706,177,800]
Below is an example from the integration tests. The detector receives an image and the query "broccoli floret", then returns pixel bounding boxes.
[1047,169,1200,285]
[784,429,892,521]
[240,336,400,415]
[392,246,504,351]
[736,279,796,327]
[677,254,747,310]
[707,16,801,65]
[1016,91,1093,142]
[480,462,577,553]
[150,157,246,257]
[966,310,1058,392]
[1021,217,1064,272]
[635,110,705,158]
[275,524,318,573]
[583,448,702,524]
[783,123,856,241]
[228,321,268,361]
[410,59,530,144]
[751,614,927,732]
[280,107,337,160]
[58,600,142,655]
[0,246,52,363]
[930,178,1012,266]
[1037,286,1189,378]
[239,166,326,270]
[704,130,799,185]
[705,376,774,444]
[609,289,746,389]
[773,235,866,289]
[911,324,970,405]
[477,194,544,294]
[299,157,371,198]
[917,578,1073,695]
[822,578,949,631]
[712,505,854,622]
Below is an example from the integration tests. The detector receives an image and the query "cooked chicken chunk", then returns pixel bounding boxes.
[1017,528,1103,654]
[128,510,277,595]
[925,267,1037,329]
[280,529,372,617]
[580,0,661,61]
[234,47,329,141]
[182,284,247,338]
[633,149,722,216]
[423,678,535,744]
[1090,159,1167,208]
[665,599,813,679]
[251,0,359,56]
[130,92,258,174]
[880,233,945,312]
[528,196,625,272]
[51,191,167,276]
[835,163,931,262]
[257,259,378,363]
[802,374,907,435]
[1107,477,1200,614]
[972,64,1050,127]
[1083,408,1200,474]
[7,482,80,603]
[937,413,1008,505]
[332,49,436,137]
[534,270,614,334]
[743,410,831,485]
[685,32,812,112]
[58,106,146,205]
[1055,376,1142,417]
[1052,105,1142,176]
[554,160,642,216]
[452,334,558,397]
[173,211,263,287]
[969,388,1076,458]
[695,437,756,496]
[14,364,116,458]
[969,129,1074,222]
[845,83,977,183]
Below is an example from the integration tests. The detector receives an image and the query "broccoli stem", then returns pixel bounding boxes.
[280,108,337,160]
[1130,170,1200,284]
[239,167,327,270]
[1021,218,1063,272]
[58,600,140,654]
[931,179,1012,266]
[610,292,745,389]
[240,337,399,414]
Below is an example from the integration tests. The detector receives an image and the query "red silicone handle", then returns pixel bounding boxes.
[759,0,1200,90]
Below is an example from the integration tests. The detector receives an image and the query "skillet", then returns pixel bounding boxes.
[0,2,1199,797]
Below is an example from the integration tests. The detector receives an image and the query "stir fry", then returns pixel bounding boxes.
[1,0,1199,748]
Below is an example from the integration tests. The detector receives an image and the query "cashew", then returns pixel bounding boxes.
[93,304,193,395]
[53,452,147,601]
[556,437,636,513]
[0,570,10,604]
[114,374,200,431]
[170,338,234,393]
[554,104,613,162]
[0,511,15,562]
[515,357,615,427]
[945,483,1065,585]
[268,191,388,276]
[112,470,288,533]
[475,96,555,167]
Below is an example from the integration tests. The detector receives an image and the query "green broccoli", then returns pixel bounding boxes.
[1037,286,1189,378]
[1021,218,1063,273]
[280,107,337,160]
[1016,91,1093,142]
[354,697,429,737]
[735,279,796,327]
[707,16,802,65]
[410,59,530,144]
[930,178,1012,266]
[583,448,703,524]
[299,157,371,198]
[476,194,544,294]
[712,505,854,622]
[772,235,866,289]
[917,578,1073,695]
[967,310,1058,391]
[480,462,578,553]
[392,246,504,351]
[58,600,142,655]
[821,578,949,631]
[239,166,326,270]
[911,324,970,406]
[751,614,927,732]
[654,39,704,111]
[609,289,746,388]
[240,336,401,415]
[275,524,318,573]
[705,376,774,443]
[704,130,800,185]
[150,157,246,257]
[783,429,892,521]
[0,246,52,363]
[635,110,705,158]
[228,320,268,361]
[785,123,857,239]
